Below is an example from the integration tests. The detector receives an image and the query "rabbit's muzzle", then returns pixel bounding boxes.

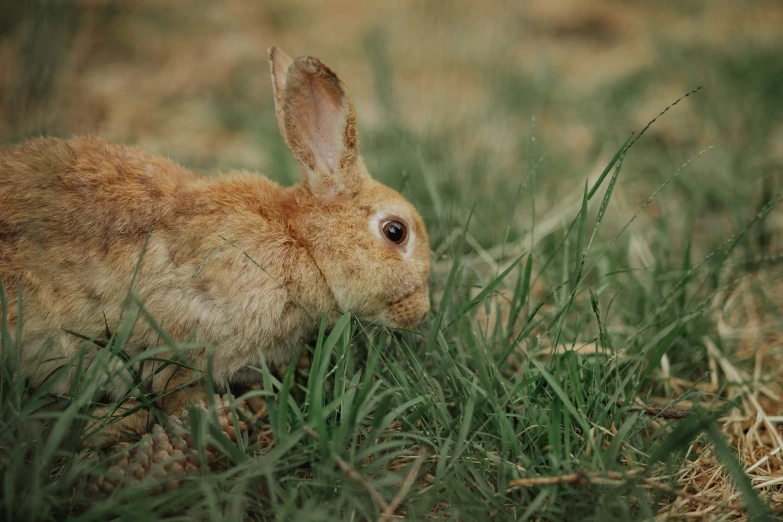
[382,281,430,329]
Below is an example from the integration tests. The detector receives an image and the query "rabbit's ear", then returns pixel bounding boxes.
[280,55,362,200]
[268,46,294,146]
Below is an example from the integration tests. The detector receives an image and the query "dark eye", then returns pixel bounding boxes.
[382,220,407,244]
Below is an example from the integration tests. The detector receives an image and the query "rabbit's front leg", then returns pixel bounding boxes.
[83,366,207,448]
[83,401,154,448]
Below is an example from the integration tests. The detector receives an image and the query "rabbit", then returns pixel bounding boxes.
[0,47,431,445]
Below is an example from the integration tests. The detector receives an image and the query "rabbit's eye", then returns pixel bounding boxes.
[382,220,407,245]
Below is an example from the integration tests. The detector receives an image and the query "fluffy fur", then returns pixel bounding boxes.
[0,47,430,443]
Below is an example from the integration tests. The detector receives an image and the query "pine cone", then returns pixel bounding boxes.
[83,393,266,497]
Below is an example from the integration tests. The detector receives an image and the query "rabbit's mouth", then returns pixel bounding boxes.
[373,281,430,329]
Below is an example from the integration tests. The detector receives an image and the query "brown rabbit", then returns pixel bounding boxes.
[0,47,430,445]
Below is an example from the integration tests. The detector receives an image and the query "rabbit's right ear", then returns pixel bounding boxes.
[268,48,363,201]
[269,46,294,146]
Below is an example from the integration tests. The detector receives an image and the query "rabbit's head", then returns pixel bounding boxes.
[269,47,430,330]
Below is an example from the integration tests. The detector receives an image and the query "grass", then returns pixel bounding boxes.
[3,1,783,520]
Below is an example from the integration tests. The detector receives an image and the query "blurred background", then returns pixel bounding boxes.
[2,0,783,261]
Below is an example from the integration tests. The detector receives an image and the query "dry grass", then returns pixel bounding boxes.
[655,271,783,519]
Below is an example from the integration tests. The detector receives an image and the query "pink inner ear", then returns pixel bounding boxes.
[304,75,343,175]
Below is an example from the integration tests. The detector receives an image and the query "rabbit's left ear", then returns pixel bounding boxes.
[269,48,363,200]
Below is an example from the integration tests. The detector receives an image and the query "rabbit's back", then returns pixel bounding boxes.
[0,137,201,327]
[0,136,199,251]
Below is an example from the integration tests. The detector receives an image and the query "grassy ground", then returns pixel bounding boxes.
[2,0,783,520]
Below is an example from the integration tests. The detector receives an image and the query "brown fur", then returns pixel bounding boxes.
[0,47,430,445]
